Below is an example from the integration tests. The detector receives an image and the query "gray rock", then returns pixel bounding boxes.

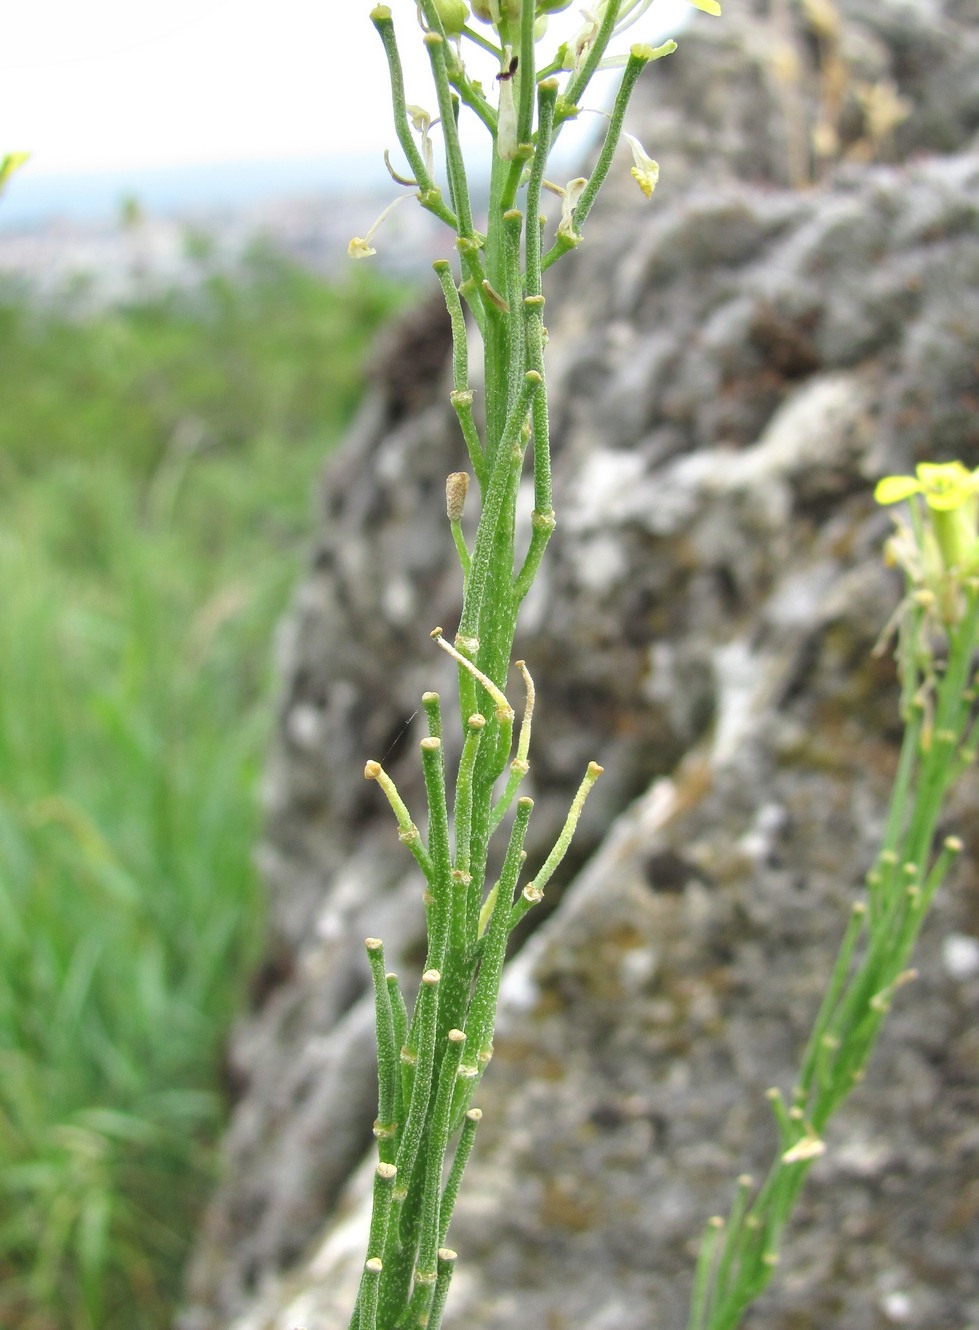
[179,0,979,1326]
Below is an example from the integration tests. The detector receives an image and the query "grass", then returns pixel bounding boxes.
[0,242,413,1329]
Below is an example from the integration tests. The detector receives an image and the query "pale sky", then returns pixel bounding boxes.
[2,0,691,181]
[3,2,420,174]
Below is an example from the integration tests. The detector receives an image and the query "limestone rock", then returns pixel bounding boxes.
[178,0,979,1326]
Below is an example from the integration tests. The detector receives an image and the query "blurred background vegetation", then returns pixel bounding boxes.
[0,241,412,1329]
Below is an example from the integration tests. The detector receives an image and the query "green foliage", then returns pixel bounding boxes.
[0,249,413,1329]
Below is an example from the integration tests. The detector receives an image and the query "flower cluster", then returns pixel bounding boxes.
[875,460,979,629]
[350,0,721,258]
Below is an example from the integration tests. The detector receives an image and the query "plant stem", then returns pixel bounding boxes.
[355,7,686,1322]
[691,584,979,1330]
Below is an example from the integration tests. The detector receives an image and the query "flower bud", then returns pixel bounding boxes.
[470,0,521,22]
[446,472,470,523]
[432,0,470,33]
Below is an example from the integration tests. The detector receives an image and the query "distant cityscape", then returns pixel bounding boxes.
[0,155,461,299]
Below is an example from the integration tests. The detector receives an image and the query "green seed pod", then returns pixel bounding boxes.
[536,0,574,12]
[432,0,470,32]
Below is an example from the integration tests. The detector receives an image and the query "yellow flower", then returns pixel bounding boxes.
[347,194,408,261]
[348,236,378,259]
[623,132,659,198]
[874,461,979,512]
[875,460,979,578]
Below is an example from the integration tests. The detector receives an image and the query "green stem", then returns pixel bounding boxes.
[434,260,488,483]
[525,81,557,300]
[417,19,477,243]
[502,208,527,416]
[458,23,501,59]
[450,796,534,1125]
[695,578,979,1329]
[422,690,442,743]
[447,54,499,136]
[689,1217,725,1330]
[489,660,534,832]
[870,702,923,916]
[508,761,603,931]
[356,1258,384,1330]
[427,1248,458,1330]
[367,1162,398,1262]
[416,1029,467,1279]
[793,902,866,1106]
[421,737,453,974]
[573,47,651,231]
[371,7,457,230]
[366,939,399,1163]
[560,0,623,119]
[543,45,651,271]
[519,79,558,555]
[483,146,513,470]
[457,369,542,647]
[365,760,434,883]
[392,970,441,1232]
[387,972,408,1134]
[454,713,486,879]
[354,6,704,1324]
[438,1107,481,1247]
[516,0,537,151]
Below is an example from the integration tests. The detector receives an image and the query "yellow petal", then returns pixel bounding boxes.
[406,104,432,134]
[874,475,921,505]
[915,460,977,510]
[689,0,722,14]
[631,39,677,61]
[624,133,659,199]
[630,164,659,198]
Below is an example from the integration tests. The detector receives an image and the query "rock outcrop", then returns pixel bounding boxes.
[179,0,979,1326]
